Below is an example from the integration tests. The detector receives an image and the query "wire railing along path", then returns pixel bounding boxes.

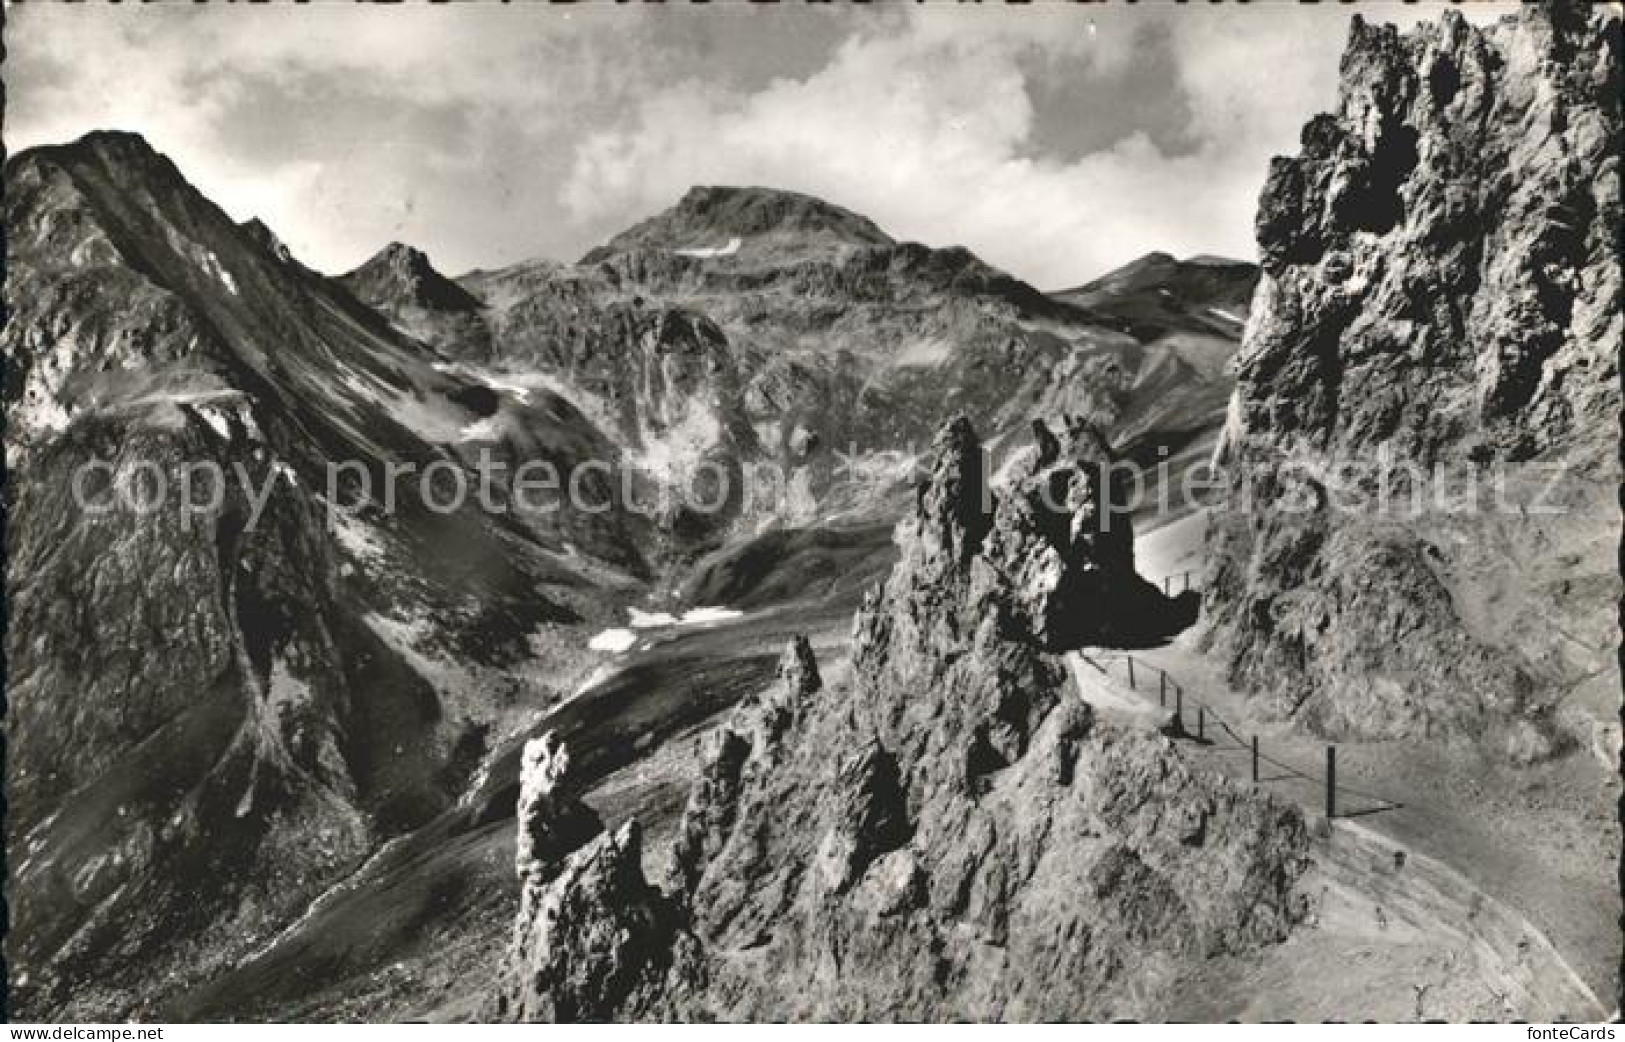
[1155,569,1199,597]
[1082,645,1404,821]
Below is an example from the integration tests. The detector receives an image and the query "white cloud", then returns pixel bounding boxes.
[562,3,1524,288]
[9,1,1524,285]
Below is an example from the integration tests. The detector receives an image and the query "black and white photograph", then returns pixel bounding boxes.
[1,0,1620,1027]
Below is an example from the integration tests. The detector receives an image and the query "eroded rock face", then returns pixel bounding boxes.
[513,733,604,882]
[494,735,697,1023]
[1230,3,1619,465]
[496,820,697,1023]
[976,417,1181,650]
[1204,3,1622,754]
[498,418,1311,1020]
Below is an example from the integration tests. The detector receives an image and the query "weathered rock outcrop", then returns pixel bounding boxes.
[1204,3,1621,755]
[493,734,698,1022]
[497,418,1311,1020]
[1228,3,1619,465]
[512,733,604,882]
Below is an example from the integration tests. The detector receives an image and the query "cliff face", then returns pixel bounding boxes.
[1,133,649,1018]
[494,417,1311,1021]
[1204,4,1621,754]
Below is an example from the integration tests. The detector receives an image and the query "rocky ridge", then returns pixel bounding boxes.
[1203,1,1622,756]
[4,129,1254,1019]
[492,416,1311,1021]
[346,187,1254,539]
[1,131,650,1017]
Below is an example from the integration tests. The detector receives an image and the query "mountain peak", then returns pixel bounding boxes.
[581,184,893,264]
[239,217,295,264]
[671,184,892,241]
[342,240,482,313]
[1050,251,1259,341]
[52,128,163,161]
[8,129,182,188]
[364,241,439,278]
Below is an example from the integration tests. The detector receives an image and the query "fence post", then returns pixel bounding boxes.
[1127,657,1136,691]
[1197,706,1205,741]
[1325,746,1337,820]
[1175,686,1183,730]
[1251,735,1259,783]
[1159,671,1167,706]
[1163,576,1171,596]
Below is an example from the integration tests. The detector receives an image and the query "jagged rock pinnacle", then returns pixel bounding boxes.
[514,732,602,884]
[903,415,992,585]
[776,635,822,699]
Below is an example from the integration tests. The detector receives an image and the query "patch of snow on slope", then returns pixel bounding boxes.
[196,403,234,440]
[624,605,743,629]
[680,606,743,625]
[481,373,534,403]
[674,237,742,259]
[191,396,264,443]
[1207,306,1245,324]
[196,249,239,294]
[459,414,507,442]
[571,664,615,699]
[589,628,638,653]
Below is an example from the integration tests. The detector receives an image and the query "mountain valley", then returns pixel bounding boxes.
[3,1,1619,1023]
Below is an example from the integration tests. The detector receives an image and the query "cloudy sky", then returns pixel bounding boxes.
[7,1,1518,289]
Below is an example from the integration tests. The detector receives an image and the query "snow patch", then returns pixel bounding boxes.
[197,249,239,295]
[574,664,614,696]
[459,415,506,442]
[623,605,743,630]
[675,236,742,259]
[679,606,743,625]
[197,405,233,440]
[589,628,638,653]
[189,395,263,444]
[15,392,72,441]
[1207,306,1244,324]
[628,608,680,628]
[481,373,534,403]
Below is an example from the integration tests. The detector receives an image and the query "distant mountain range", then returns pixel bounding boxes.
[2,130,1254,1018]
